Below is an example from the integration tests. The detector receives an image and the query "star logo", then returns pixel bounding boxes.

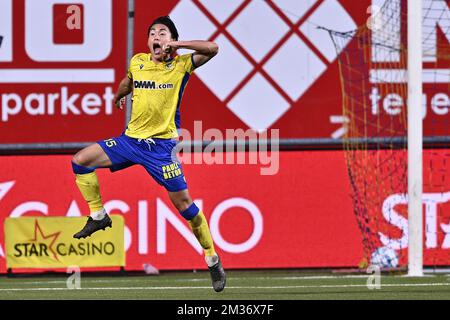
[28,219,61,261]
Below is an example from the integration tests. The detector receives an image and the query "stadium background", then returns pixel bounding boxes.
[0,0,448,274]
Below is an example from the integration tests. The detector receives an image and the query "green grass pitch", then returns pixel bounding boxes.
[1,270,449,300]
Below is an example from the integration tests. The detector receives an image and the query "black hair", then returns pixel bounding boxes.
[147,16,179,41]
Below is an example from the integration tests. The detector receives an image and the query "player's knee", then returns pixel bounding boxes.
[72,151,88,166]
[168,190,190,211]
[173,196,192,212]
[71,152,96,174]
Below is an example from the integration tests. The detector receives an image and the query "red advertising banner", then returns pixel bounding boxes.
[0,0,127,143]
[0,150,449,273]
[1,0,448,143]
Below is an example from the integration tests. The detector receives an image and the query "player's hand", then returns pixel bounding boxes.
[161,41,178,54]
[114,96,126,110]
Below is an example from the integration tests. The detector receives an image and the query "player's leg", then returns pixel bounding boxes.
[168,189,226,292]
[71,143,113,238]
[139,137,226,291]
[168,189,216,256]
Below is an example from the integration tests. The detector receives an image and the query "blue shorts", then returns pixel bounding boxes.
[97,133,187,192]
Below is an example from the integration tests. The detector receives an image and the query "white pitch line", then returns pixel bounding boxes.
[1,282,450,292]
[0,275,375,286]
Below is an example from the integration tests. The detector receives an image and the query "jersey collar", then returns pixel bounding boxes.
[148,53,174,65]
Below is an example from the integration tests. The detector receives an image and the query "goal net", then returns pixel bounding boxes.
[328,0,450,269]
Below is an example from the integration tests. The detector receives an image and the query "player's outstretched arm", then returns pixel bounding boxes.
[163,40,219,68]
[113,76,133,109]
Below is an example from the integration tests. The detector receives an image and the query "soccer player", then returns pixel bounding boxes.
[70,16,225,292]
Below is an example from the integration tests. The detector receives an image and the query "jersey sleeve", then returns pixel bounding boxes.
[179,53,195,74]
[127,56,135,79]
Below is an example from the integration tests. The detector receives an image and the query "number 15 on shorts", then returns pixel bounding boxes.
[104,138,117,148]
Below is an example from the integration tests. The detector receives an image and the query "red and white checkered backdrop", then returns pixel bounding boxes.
[1,0,448,142]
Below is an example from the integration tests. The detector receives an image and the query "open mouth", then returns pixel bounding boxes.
[153,43,162,55]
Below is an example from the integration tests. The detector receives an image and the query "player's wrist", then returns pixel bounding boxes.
[168,40,186,49]
[114,94,125,104]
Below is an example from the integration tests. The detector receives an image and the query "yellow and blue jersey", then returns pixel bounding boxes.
[125,53,195,139]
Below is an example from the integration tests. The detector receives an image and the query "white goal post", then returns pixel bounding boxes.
[407,0,423,277]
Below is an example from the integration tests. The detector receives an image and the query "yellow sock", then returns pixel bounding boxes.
[75,172,104,213]
[188,211,216,257]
